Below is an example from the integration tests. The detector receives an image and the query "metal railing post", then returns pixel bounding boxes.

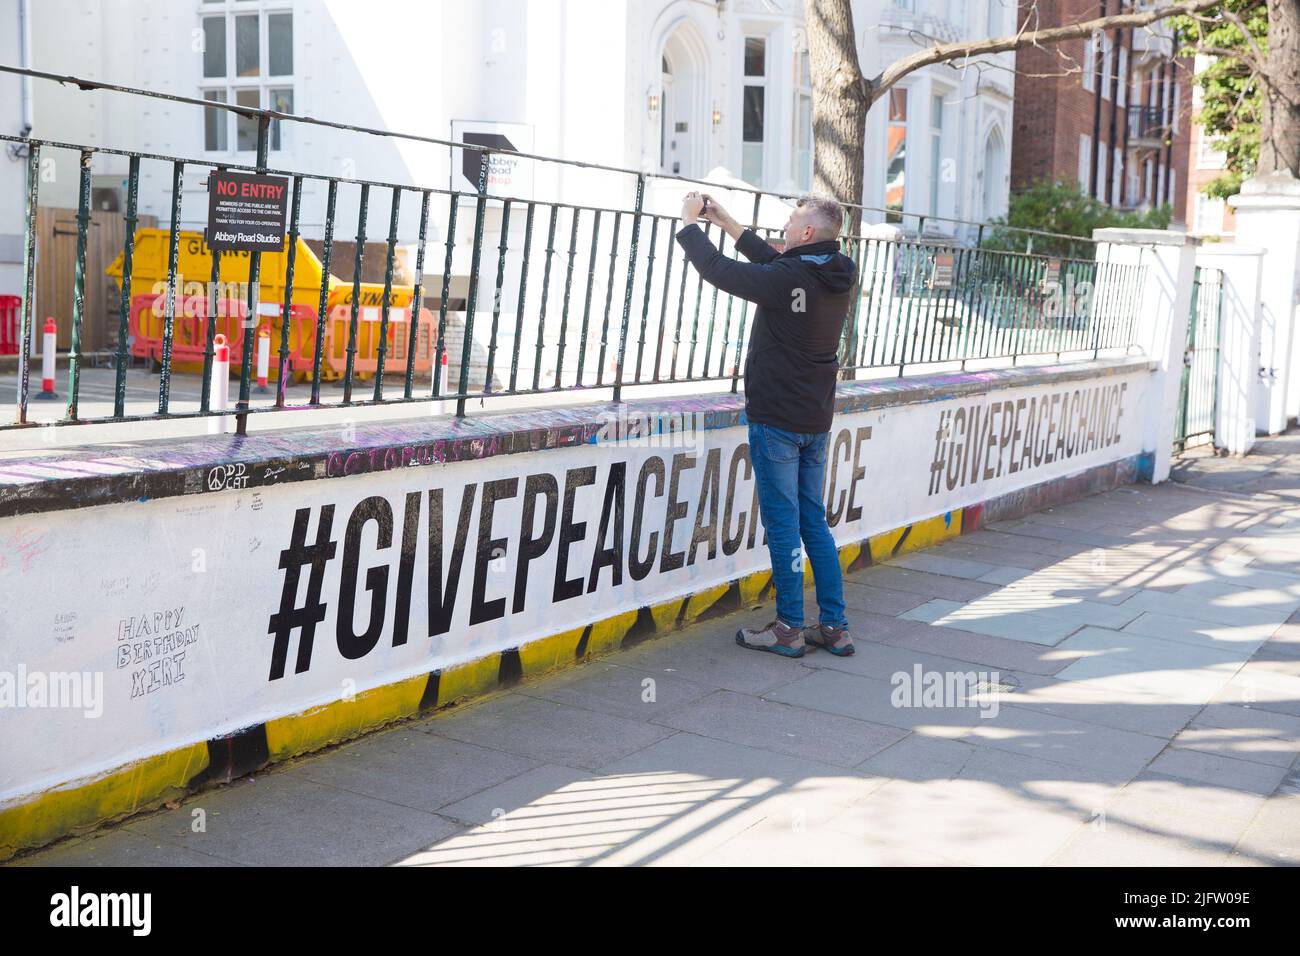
[458,151,490,417]
[612,173,644,404]
[15,142,39,425]
[235,114,270,435]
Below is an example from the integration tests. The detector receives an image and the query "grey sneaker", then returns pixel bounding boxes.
[804,623,855,656]
[735,619,806,658]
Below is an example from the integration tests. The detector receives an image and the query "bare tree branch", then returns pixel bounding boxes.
[868,0,1223,104]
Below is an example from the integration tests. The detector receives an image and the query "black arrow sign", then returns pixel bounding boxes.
[460,132,517,190]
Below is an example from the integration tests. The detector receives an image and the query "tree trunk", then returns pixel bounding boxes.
[804,0,869,237]
[1260,0,1300,177]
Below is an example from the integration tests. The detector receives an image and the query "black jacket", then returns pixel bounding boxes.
[675,223,857,434]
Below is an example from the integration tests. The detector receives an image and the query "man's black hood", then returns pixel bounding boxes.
[776,239,857,293]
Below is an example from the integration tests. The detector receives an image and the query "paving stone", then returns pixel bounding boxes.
[873,614,1082,676]
[656,688,907,766]
[934,540,1059,571]
[959,704,1168,780]
[856,734,976,781]
[1211,664,1300,717]
[1051,626,1248,695]
[1229,792,1300,865]
[293,728,538,813]
[976,566,1037,585]
[125,769,462,866]
[851,565,998,603]
[1000,679,1202,739]
[900,598,1082,646]
[428,693,674,771]
[887,551,999,580]
[1121,610,1277,655]
[765,669,994,737]
[517,659,714,723]
[13,828,241,867]
[430,763,599,828]
[840,579,931,617]
[830,750,1118,865]
[1171,724,1300,769]
[1118,589,1293,628]
[619,627,808,696]
[1146,747,1290,795]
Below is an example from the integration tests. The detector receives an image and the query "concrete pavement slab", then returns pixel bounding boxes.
[124,768,463,866]
[901,597,1083,645]
[291,728,539,813]
[427,693,674,771]
[959,704,1168,780]
[765,668,994,737]
[515,659,715,723]
[1145,747,1290,795]
[653,688,907,766]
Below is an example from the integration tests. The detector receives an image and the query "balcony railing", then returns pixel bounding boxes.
[1127,105,1168,145]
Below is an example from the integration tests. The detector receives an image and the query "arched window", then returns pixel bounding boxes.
[982,128,1006,220]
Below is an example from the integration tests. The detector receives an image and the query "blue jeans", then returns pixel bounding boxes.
[747,422,847,630]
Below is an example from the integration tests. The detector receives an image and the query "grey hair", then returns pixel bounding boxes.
[794,193,845,241]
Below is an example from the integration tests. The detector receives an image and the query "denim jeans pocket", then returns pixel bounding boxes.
[756,423,800,463]
[806,432,829,465]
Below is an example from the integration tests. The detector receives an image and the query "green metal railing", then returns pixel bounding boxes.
[1,65,1150,435]
[1174,266,1224,453]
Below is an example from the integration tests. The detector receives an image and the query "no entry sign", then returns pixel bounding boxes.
[206,170,290,252]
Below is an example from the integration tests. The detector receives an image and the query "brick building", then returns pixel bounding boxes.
[1011,0,1194,226]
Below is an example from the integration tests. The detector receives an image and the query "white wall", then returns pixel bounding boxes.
[0,363,1152,808]
[0,0,30,297]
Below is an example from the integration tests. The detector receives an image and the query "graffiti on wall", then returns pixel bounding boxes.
[0,369,1149,804]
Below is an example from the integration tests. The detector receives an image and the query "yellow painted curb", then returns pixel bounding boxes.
[585,610,639,656]
[435,653,503,708]
[0,743,210,861]
[518,626,587,678]
[682,583,731,624]
[264,674,428,761]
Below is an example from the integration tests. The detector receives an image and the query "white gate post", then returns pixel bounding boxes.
[1228,173,1300,434]
[1196,245,1264,456]
[1093,227,1199,484]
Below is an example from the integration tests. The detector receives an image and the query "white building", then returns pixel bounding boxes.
[0,0,1015,254]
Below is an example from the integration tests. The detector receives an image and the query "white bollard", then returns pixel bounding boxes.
[255,327,271,395]
[434,350,449,412]
[36,316,58,400]
[209,333,230,434]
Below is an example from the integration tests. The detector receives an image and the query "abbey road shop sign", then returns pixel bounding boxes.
[206,171,290,252]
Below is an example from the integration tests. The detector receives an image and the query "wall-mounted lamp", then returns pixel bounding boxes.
[712,109,723,127]
[648,93,660,116]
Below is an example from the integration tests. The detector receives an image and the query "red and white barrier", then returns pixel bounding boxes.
[209,333,230,434]
[255,328,271,394]
[35,316,58,401]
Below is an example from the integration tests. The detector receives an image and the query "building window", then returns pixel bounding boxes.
[742,36,767,186]
[1198,132,1226,169]
[1100,34,1112,101]
[928,92,945,218]
[1111,145,1122,206]
[1194,193,1225,234]
[1082,33,1096,93]
[1078,133,1092,194]
[1167,168,1176,206]
[201,1,294,154]
[1172,82,1181,135]
[1095,140,1107,202]
[794,47,812,191]
[885,88,908,222]
[986,0,1002,37]
[1117,46,1128,107]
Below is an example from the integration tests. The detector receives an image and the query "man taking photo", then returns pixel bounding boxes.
[675,191,858,658]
